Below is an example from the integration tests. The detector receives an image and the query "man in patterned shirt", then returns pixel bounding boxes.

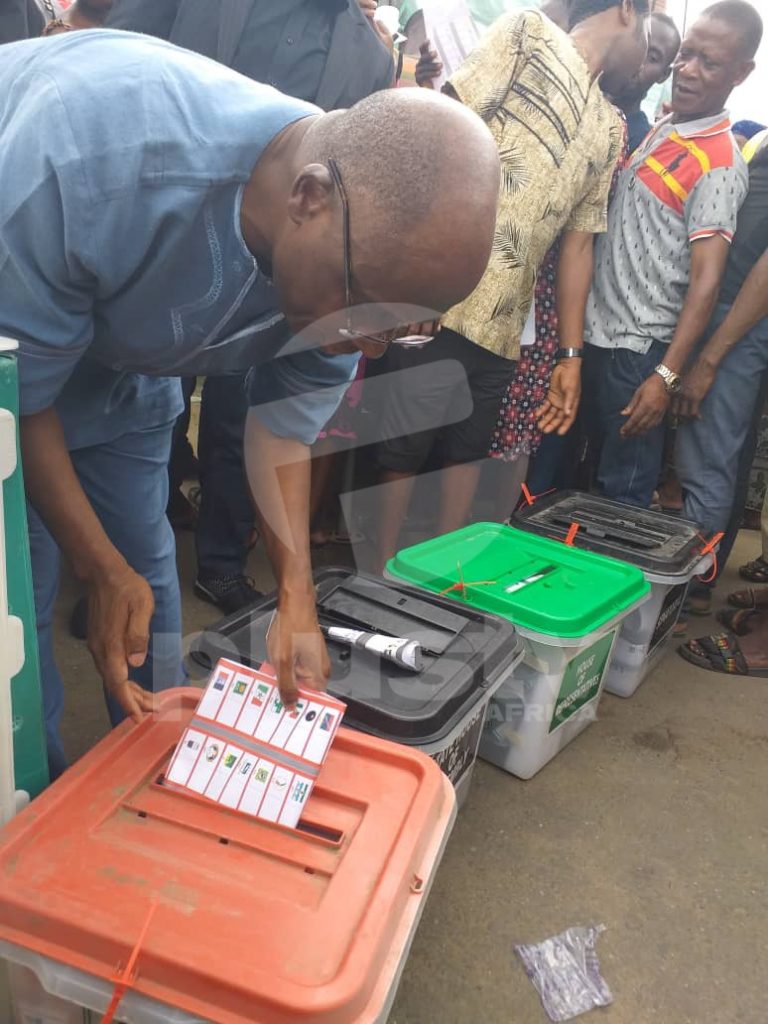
[584,0,761,509]
[375,0,649,569]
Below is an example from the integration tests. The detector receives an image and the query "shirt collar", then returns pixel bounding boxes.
[657,109,732,139]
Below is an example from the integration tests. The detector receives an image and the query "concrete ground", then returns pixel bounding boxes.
[4,523,768,1023]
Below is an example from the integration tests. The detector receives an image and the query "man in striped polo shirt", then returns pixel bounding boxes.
[584,0,761,508]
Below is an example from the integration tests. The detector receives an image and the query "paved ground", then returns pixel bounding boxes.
[3,525,767,1023]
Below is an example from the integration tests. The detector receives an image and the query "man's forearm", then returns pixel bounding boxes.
[555,231,595,348]
[663,236,731,374]
[244,412,314,599]
[697,250,768,370]
[20,408,127,583]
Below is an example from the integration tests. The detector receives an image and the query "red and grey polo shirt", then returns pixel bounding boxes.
[586,111,748,354]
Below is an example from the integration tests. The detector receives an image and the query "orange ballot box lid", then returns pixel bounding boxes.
[0,689,456,1024]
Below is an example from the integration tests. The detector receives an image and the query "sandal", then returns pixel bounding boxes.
[678,632,768,677]
[726,586,768,609]
[715,607,758,637]
[738,556,768,583]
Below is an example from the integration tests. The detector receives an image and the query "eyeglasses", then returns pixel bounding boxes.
[327,159,434,349]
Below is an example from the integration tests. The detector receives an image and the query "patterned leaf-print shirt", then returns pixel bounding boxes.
[441,9,624,361]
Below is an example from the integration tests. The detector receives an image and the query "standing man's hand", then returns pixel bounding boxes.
[267,591,331,707]
[620,374,670,437]
[86,561,156,723]
[674,358,717,420]
[416,40,443,87]
[537,359,582,435]
[358,0,378,18]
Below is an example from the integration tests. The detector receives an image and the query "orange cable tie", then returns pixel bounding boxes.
[102,900,158,1024]
[564,522,580,546]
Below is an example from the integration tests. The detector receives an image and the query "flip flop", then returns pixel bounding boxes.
[726,586,768,609]
[678,631,768,677]
[716,607,758,637]
[738,556,768,584]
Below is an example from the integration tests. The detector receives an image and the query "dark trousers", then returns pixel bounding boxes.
[168,376,196,496]
[195,373,253,578]
[584,341,668,509]
[688,365,768,599]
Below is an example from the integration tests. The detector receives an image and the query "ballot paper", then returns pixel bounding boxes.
[420,0,481,90]
[166,658,346,829]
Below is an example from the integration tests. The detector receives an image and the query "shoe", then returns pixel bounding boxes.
[194,574,264,615]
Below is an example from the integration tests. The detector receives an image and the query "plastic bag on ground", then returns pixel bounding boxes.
[515,924,613,1021]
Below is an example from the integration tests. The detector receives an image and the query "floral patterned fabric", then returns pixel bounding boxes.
[490,114,629,462]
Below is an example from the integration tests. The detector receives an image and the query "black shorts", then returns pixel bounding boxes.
[377,328,516,473]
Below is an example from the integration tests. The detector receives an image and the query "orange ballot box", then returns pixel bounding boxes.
[0,688,456,1024]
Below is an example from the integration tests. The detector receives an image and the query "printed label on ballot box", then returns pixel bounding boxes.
[166,658,346,828]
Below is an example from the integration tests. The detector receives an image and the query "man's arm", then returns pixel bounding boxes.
[538,230,594,435]
[244,415,328,708]
[244,346,359,702]
[677,248,768,419]
[621,234,731,436]
[21,408,155,721]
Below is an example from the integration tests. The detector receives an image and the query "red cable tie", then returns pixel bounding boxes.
[564,522,580,546]
[698,531,724,558]
[695,532,723,584]
[521,483,535,507]
[102,900,158,1024]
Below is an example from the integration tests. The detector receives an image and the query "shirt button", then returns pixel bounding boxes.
[286,37,294,44]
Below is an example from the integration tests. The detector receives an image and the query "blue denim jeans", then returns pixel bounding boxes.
[584,341,669,508]
[195,373,253,579]
[28,419,184,779]
[677,305,768,565]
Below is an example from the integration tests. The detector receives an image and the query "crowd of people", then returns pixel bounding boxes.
[0,0,766,775]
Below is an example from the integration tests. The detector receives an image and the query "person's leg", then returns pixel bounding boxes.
[26,504,68,780]
[309,438,345,544]
[167,376,198,530]
[590,344,668,508]
[526,432,576,494]
[493,454,530,521]
[195,373,261,609]
[438,463,483,535]
[678,315,768,541]
[718,367,768,573]
[71,420,184,726]
[376,334,474,570]
[440,337,516,532]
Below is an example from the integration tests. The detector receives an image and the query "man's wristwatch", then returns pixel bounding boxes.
[556,347,584,361]
[654,363,682,394]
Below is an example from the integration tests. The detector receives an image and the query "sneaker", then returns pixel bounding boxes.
[194,574,264,615]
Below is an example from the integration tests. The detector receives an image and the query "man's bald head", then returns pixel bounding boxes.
[268,88,500,348]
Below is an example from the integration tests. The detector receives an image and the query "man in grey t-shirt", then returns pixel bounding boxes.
[583,0,760,508]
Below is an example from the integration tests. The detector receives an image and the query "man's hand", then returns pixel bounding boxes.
[87,564,155,723]
[416,40,443,87]
[267,592,331,707]
[674,358,717,420]
[358,0,377,18]
[537,360,582,435]
[620,373,670,437]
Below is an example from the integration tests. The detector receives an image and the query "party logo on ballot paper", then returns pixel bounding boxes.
[165,658,346,829]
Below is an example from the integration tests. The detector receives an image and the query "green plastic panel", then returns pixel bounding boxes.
[1,353,49,797]
[388,523,649,639]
